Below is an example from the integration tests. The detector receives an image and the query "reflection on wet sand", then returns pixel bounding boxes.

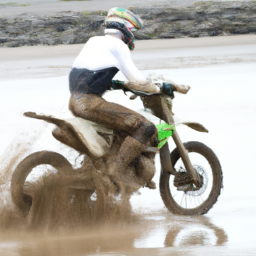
[164,216,228,247]
[0,215,227,256]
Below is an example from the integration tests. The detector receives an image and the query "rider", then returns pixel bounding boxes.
[69,7,161,179]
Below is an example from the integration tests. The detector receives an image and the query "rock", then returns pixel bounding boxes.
[0,38,8,43]
[56,25,67,32]
[0,1,256,47]
[5,41,21,47]
[133,31,151,40]
[159,33,176,39]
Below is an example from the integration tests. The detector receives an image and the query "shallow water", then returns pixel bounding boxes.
[0,209,255,255]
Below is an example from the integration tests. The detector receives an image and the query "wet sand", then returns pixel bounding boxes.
[1,35,256,80]
[1,35,256,255]
[0,0,253,17]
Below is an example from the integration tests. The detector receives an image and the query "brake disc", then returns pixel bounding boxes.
[174,165,208,196]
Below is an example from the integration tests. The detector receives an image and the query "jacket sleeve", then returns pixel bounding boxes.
[110,41,160,93]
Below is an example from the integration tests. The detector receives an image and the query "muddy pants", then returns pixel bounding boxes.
[69,93,157,145]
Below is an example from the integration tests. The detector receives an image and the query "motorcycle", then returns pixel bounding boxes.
[10,80,223,227]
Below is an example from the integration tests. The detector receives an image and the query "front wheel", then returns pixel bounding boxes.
[160,141,223,215]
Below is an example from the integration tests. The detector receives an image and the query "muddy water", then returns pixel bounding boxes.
[0,214,230,256]
[1,36,256,255]
[2,210,255,255]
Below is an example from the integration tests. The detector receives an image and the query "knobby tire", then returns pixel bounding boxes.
[160,141,223,215]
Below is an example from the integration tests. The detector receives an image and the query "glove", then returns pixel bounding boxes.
[111,80,127,90]
[160,82,190,96]
[160,82,174,97]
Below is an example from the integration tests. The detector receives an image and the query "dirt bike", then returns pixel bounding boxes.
[10,80,223,226]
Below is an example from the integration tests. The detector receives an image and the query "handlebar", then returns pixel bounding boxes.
[111,80,159,96]
[111,80,190,97]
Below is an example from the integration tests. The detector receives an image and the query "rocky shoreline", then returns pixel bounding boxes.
[0,1,256,47]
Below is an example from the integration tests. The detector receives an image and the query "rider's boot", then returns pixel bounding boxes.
[108,136,145,194]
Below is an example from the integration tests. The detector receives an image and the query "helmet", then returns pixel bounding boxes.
[104,7,143,50]
[107,7,143,31]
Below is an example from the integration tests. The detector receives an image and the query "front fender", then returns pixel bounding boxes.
[138,109,209,133]
[173,116,208,133]
[180,122,209,133]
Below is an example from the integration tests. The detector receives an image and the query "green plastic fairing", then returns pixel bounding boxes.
[156,123,175,148]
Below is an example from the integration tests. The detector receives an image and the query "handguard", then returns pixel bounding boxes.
[159,82,174,97]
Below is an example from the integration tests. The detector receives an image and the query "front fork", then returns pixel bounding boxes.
[142,95,201,187]
[172,131,201,187]
[159,115,201,187]
[160,131,201,187]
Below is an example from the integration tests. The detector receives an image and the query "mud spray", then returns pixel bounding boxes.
[0,125,47,230]
[1,158,139,230]
[0,142,146,256]
[0,108,158,256]
[0,141,141,235]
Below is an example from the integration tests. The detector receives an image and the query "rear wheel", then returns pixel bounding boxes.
[160,141,223,215]
[11,151,73,217]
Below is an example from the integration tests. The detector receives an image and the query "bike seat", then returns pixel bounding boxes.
[24,112,113,157]
[64,117,113,157]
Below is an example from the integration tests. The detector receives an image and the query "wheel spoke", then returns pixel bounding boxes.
[169,152,215,210]
[180,192,185,208]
